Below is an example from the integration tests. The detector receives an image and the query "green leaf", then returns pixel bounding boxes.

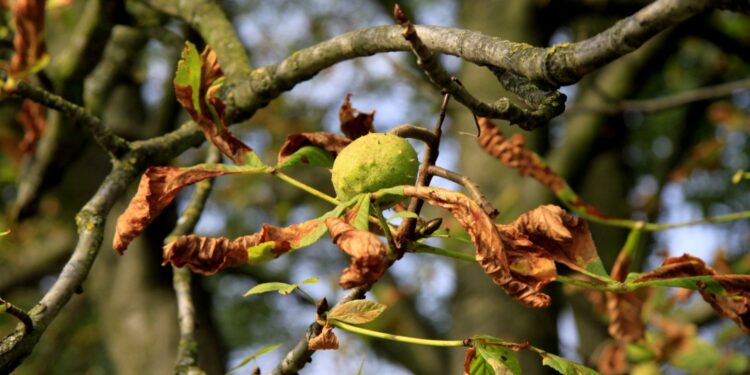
[328,300,387,324]
[0,229,9,237]
[246,241,277,264]
[539,351,601,375]
[386,211,419,221]
[277,146,334,169]
[243,150,268,169]
[471,342,522,375]
[584,259,610,278]
[244,277,320,297]
[0,303,7,314]
[296,221,329,248]
[174,41,202,114]
[244,282,297,296]
[353,195,371,231]
[226,343,283,374]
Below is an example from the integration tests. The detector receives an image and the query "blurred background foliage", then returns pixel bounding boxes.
[1,0,750,374]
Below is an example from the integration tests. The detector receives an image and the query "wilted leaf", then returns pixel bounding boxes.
[539,350,601,375]
[635,254,750,334]
[326,217,388,288]
[401,186,550,308]
[17,99,45,153]
[114,165,250,254]
[477,118,607,219]
[7,0,48,82]
[226,343,283,374]
[277,132,350,165]
[595,342,628,375]
[606,228,645,342]
[308,323,339,350]
[327,300,387,324]
[339,93,374,140]
[174,42,257,165]
[164,219,326,275]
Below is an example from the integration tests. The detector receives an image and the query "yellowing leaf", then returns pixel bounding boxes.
[327,300,387,325]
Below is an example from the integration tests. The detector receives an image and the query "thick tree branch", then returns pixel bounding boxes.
[225,0,719,123]
[142,0,252,76]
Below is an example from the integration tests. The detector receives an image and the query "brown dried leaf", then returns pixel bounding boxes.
[325,217,388,288]
[163,219,325,275]
[277,132,351,165]
[339,93,374,140]
[113,165,239,254]
[463,346,477,375]
[8,0,47,79]
[595,341,628,375]
[17,99,45,153]
[174,45,253,164]
[402,186,550,308]
[477,117,607,217]
[637,254,750,334]
[308,323,339,350]
[509,205,598,272]
[606,244,645,342]
[162,233,258,275]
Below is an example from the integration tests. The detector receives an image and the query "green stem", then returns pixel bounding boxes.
[373,203,397,260]
[273,171,340,206]
[331,321,465,347]
[410,242,475,262]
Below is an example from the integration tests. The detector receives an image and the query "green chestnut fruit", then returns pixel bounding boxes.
[331,133,419,202]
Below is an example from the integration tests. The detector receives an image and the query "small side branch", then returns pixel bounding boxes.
[426,165,499,219]
[393,5,561,130]
[168,147,221,374]
[271,286,369,375]
[3,73,130,157]
[0,298,33,334]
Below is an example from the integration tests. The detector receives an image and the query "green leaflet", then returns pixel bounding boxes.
[174,41,202,114]
[243,277,319,297]
[352,194,371,231]
[471,344,522,375]
[277,145,334,169]
[225,343,284,374]
[538,351,600,375]
[327,300,387,325]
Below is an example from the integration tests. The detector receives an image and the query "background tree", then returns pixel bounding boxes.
[1,1,750,374]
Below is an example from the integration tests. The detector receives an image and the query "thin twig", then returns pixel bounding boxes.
[168,147,221,374]
[426,165,499,218]
[2,72,130,157]
[388,124,437,144]
[0,297,33,334]
[567,77,750,115]
[394,93,450,253]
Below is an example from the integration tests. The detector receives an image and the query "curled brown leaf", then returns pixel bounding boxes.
[113,165,239,254]
[463,346,477,375]
[339,93,374,140]
[477,117,606,217]
[402,186,551,308]
[308,323,339,350]
[8,0,46,79]
[277,132,351,165]
[162,233,258,275]
[163,219,325,275]
[607,243,645,342]
[17,99,45,153]
[595,341,628,375]
[174,46,253,164]
[325,217,388,289]
[636,254,750,334]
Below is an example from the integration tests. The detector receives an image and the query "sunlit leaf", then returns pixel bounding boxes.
[243,277,320,297]
[385,211,419,221]
[472,343,522,375]
[226,343,283,374]
[327,300,387,324]
[352,195,371,231]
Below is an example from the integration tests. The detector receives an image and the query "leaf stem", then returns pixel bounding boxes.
[272,170,340,206]
[331,321,465,347]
